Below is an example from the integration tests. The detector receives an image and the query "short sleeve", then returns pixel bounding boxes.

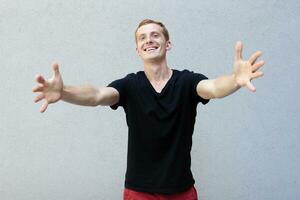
[107,74,130,110]
[188,71,210,105]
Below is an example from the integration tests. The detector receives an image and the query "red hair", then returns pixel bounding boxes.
[135,19,170,42]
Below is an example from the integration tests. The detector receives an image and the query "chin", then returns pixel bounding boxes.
[143,56,162,62]
[142,53,165,61]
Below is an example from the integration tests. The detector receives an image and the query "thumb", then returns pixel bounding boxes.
[234,41,243,61]
[246,81,256,92]
[51,62,60,77]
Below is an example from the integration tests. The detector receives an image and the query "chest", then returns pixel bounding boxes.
[149,80,169,93]
[128,77,189,120]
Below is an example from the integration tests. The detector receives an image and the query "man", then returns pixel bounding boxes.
[32,19,264,200]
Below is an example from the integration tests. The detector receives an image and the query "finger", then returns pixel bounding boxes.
[251,71,264,79]
[36,74,46,84]
[52,62,60,77]
[32,84,44,92]
[252,60,265,72]
[34,93,45,103]
[40,101,48,113]
[234,41,243,61]
[249,51,262,64]
[246,81,256,92]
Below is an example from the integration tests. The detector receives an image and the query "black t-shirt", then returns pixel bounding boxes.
[107,69,209,194]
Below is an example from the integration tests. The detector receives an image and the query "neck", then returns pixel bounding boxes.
[143,59,171,82]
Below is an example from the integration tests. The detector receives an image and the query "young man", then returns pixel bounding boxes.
[32,19,265,200]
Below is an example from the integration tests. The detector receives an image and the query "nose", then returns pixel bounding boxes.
[145,36,153,44]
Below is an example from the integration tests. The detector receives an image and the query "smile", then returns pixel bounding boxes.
[144,46,159,52]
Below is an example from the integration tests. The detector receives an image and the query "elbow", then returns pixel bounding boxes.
[92,88,103,106]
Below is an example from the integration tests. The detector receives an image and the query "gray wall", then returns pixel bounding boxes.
[0,0,299,199]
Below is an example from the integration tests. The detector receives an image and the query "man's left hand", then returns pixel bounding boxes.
[233,41,265,92]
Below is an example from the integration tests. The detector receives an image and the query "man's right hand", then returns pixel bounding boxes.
[32,62,63,113]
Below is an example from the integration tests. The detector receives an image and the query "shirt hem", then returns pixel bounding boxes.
[124,180,195,195]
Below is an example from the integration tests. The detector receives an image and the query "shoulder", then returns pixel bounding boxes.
[173,68,201,75]
[124,72,137,79]
[173,69,207,79]
[125,71,143,79]
[114,71,141,83]
[115,71,144,87]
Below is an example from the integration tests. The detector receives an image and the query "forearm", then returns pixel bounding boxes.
[198,41,264,100]
[213,74,241,98]
[61,84,101,106]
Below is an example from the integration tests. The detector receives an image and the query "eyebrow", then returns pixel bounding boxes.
[137,31,160,38]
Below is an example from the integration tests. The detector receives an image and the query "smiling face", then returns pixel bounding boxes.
[135,23,171,62]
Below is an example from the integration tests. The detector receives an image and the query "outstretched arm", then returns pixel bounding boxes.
[32,63,119,113]
[61,85,119,107]
[197,41,265,99]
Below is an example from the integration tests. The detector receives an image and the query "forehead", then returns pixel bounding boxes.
[136,23,163,36]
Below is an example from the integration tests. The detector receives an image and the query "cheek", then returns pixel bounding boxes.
[137,44,143,51]
[138,47,144,54]
[136,47,144,55]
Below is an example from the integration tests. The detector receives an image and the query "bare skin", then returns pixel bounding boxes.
[32,63,63,113]
[33,23,265,113]
[135,23,173,93]
[32,63,119,113]
[197,41,265,99]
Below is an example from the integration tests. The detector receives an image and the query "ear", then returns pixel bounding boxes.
[136,47,140,56]
[166,41,172,51]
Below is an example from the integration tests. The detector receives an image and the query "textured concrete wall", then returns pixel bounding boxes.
[0,0,299,199]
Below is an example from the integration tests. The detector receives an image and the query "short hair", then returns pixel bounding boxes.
[135,19,170,43]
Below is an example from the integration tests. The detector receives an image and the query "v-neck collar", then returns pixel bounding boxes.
[142,69,176,96]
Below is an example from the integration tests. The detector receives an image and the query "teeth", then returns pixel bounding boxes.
[145,47,157,51]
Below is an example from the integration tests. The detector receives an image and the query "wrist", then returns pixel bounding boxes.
[61,84,69,101]
[232,73,241,89]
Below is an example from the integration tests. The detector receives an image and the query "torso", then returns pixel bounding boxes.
[147,69,173,93]
[149,81,168,93]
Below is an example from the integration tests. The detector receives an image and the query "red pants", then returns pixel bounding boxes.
[123,185,198,200]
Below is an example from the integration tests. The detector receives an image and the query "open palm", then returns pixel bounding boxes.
[233,41,265,92]
[32,63,63,113]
